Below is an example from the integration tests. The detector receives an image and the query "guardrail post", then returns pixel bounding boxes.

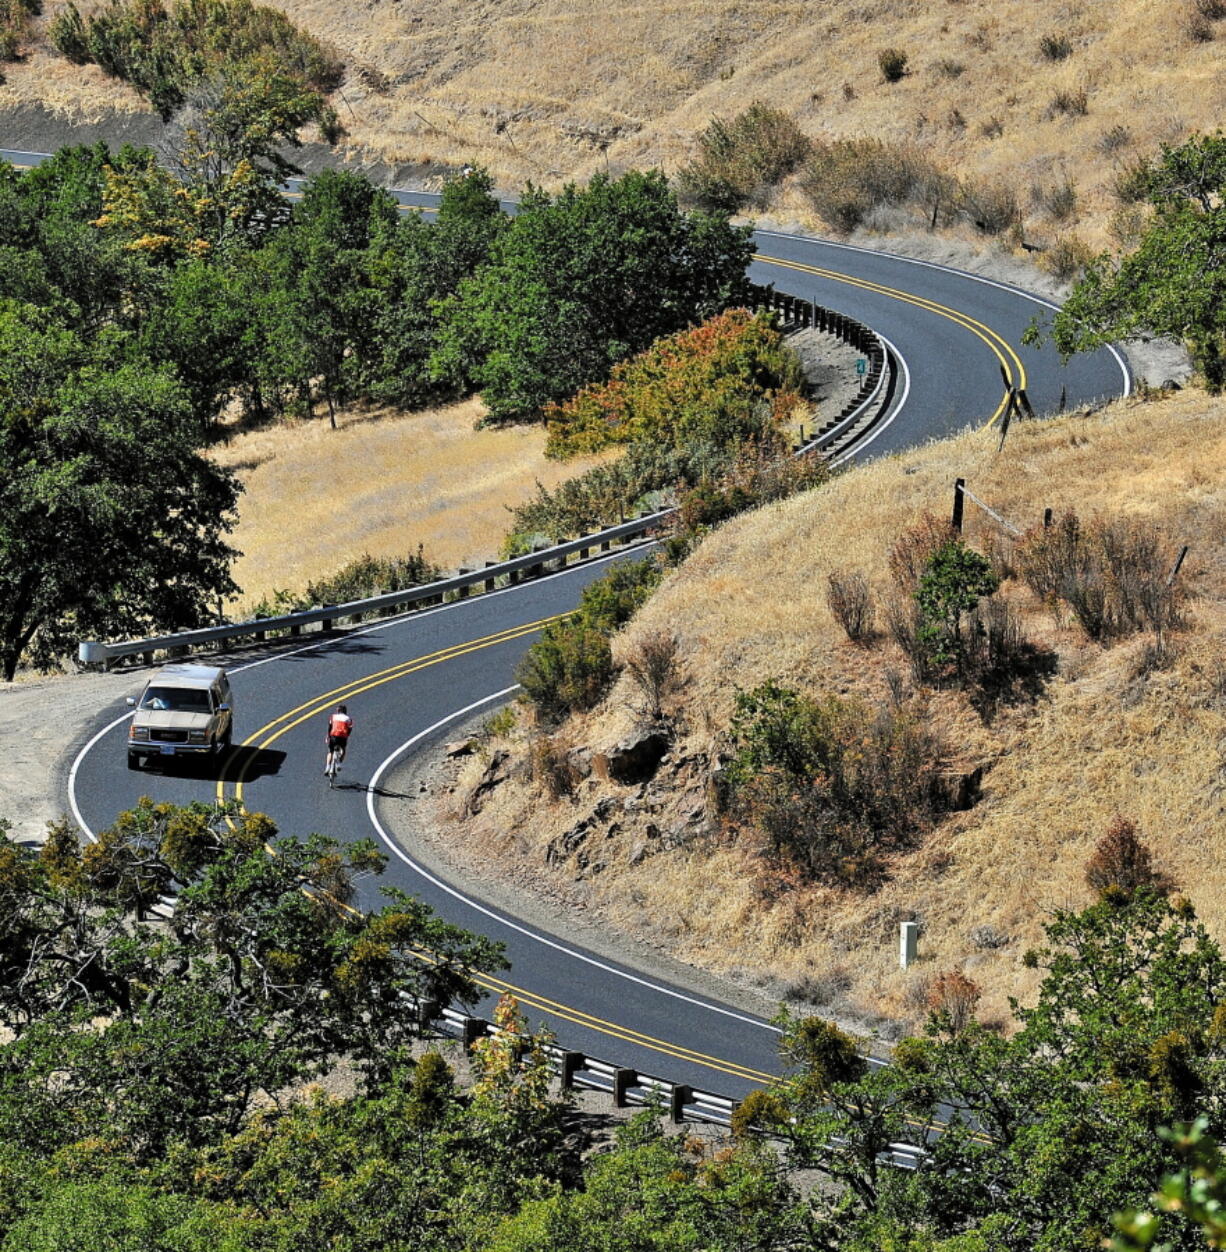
[600,537,611,552]
[670,1083,693,1124]
[559,1051,583,1091]
[1043,507,1053,529]
[290,623,301,637]
[254,613,268,643]
[457,569,471,599]
[952,478,965,534]
[613,1067,636,1109]
[484,561,497,593]
[142,650,154,667]
[461,1018,487,1049]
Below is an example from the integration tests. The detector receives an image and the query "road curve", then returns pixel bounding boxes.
[10,143,1130,1097]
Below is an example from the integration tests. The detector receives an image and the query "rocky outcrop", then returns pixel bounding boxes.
[464,749,509,816]
[592,727,670,785]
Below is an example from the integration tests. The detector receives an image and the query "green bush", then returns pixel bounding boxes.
[246,548,438,620]
[576,558,662,634]
[724,680,947,887]
[514,558,664,722]
[49,0,343,119]
[677,102,812,212]
[515,618,614,722]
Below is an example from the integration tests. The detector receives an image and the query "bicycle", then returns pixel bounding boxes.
[325,744,344,788]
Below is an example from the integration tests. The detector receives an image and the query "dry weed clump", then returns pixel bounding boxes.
[826,569,875,644]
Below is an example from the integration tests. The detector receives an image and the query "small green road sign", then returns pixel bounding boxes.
[856,357,867,376]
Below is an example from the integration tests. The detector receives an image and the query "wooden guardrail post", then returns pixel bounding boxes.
[559,1051,583,1090]
[457,569,471,599]
[484,561,497,593]
[952,478,965,534]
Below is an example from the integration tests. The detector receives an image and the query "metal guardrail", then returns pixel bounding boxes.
[78,288,892,670]
[79,512,665,667]
[434,1001,738,1127]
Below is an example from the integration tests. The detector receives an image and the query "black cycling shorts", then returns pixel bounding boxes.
[327,734,349,752]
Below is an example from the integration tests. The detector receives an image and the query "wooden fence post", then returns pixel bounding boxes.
[952,478,966,534]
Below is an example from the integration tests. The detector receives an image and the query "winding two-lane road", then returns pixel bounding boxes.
[6,144,1130,1099]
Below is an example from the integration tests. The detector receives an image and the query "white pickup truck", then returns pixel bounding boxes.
[126,663,234,769]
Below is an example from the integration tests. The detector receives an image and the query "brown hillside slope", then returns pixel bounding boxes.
[6,0,1226,246]
[443,391,1226,1033]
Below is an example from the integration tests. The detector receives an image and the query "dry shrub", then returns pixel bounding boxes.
[888,512,956,592]
[934,57,965,79]
[961,596,1056,717]
[878,47,909,82]
[726,683,949,890]
[1196,0,1226,17]
[1098,123,1132,154]
[826,569,876,643]
[959,179,1021,234]
[1035,177,1078,221]
[801,137,949,233]
[529,734,580,799]
[1048,86,1089,117]
[677,101,812,211]
[624,629,683,721]
[927,970,982,1033]
[1039,32,1073,60]
[1016,512,1190,643]
[1042,234,1095,280]
[1084,815,1173,898]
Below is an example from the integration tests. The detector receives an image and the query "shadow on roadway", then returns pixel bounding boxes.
[134,746,286,782]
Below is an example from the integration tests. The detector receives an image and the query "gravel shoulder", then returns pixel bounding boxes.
[0,669,146,846]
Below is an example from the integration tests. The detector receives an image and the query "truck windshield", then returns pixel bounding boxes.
[140,686,212,713]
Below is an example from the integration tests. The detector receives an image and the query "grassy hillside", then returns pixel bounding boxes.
[6,0,1226,247]
[211,399,610,612]
[444,388,1226,1034]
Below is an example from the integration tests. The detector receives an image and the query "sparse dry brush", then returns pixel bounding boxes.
[1084,816,1173,898]
[826,569,875,644]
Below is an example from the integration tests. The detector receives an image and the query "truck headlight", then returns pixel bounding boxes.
[188,730,208,745]
[130,726,149,741]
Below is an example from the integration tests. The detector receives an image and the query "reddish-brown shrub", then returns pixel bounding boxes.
[1084,816,1173,898]
[927,970,982,1033]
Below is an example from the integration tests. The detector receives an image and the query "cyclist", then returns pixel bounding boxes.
[325,703,353,777]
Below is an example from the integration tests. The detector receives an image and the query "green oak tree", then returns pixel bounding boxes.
[1033,131,1226,388]
[0,302,239,679]
[431,169,754,420]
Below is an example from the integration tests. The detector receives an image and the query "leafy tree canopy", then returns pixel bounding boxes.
[432,169,754,420]
[1033,131,1226,389]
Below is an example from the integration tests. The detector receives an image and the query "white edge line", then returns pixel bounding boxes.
[753,227,1133,398]
[831,331,911,466]
[68,711,133,842]
[364,689,782,1038]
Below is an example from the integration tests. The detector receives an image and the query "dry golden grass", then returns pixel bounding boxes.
[8,0,1226,246]
[211,399,608,612]
[448,388,1226,1032]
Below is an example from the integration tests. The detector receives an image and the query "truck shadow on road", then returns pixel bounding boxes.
[139,746,286,782]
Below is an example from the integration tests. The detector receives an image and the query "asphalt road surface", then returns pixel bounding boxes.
[7,144,1130,1100]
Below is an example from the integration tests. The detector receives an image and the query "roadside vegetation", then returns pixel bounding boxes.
[0,798,1220,1248]
[49,0,343,122]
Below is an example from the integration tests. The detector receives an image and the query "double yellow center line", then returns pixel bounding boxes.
[753,250,1027,428]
